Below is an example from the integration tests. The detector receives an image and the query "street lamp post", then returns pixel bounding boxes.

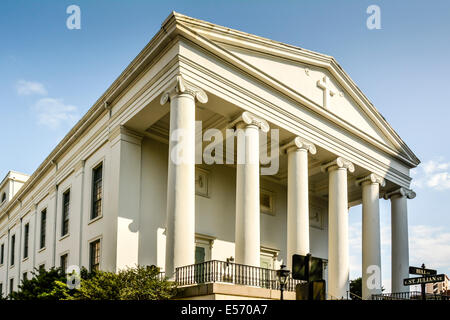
[277,264,290,300]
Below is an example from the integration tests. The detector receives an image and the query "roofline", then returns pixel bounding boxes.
[169,12,420,166]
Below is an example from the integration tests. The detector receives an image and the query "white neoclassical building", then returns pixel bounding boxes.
[0,12,419,300]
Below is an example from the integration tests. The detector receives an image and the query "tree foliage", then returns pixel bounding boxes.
[8,267,68,300]
[8,265,176,300]
[349,277,362,299]
[118,265,176,300]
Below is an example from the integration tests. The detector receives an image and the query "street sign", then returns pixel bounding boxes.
[403,274,445,286]
[409,266,437,275]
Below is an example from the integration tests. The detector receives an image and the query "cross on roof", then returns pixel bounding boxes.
[316,76,336,109]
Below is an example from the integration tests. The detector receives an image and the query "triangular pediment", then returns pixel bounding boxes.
[166,12,419,166]
[219,45,396,150]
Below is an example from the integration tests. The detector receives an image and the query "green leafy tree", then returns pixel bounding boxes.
[66,270,122,300]
[118,265,177,300]
[9,265,176,300]
[67,265,176,300]
[8,267,68,300]
[349,277,362,299]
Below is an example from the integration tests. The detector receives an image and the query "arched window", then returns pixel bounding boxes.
[1,192,6,203]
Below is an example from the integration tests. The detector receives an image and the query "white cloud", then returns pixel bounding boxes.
[411,159,450,190]
[409,225,450,272]
[33,98,79,129]
[16,80,47,96]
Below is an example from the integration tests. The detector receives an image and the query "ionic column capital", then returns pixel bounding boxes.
[282,136,317,155]
[321,157,355,173]
[384,187,416,200]
[356,173,385,187]
[160,74,208,105]
[232,111,270,133]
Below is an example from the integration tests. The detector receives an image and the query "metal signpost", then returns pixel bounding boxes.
[404,263,443,300]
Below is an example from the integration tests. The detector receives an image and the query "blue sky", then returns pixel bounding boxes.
[1,0,450,292]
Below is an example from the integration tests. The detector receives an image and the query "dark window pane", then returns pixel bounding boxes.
[10,235,15,266]
[24,223,29,259]
[62,190,70,236]
[40,209,46,249]
[91,164,103,219]
[60,254,68,273]
[89,240,100,272]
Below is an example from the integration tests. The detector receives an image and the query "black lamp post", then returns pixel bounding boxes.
[276,264,290,300]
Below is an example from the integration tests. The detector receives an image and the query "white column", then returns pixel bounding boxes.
[321,157,355,299]
[234,111,269,267]
[160,74,208,278]
[356,173,385,299]
[285,137,316,269]
[385,188,415,293]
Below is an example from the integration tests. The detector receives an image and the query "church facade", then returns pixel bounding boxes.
[0,12,419,300]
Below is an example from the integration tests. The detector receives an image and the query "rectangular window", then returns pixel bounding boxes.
[22,272,27,281]
[89,239,100,272]
[60,254,68,273]
[40,209,46,249]
[23,223,29,259]
[91,164,103,219]
[61,190,70,236]
[9,279,13,294]
[0,243,4,264]
[10,234,15,266]
[39,264,45,272]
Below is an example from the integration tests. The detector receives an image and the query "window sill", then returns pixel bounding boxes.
[88,215,103,225]
[59,233,70,241]
[37,246,46,253]
[22,257,29,263]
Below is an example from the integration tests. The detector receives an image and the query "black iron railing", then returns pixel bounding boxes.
[175,260,303,292]
[372,291,450,300]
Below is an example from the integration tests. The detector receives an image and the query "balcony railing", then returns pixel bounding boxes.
[372,291,450,300]
[175,260,303,292]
